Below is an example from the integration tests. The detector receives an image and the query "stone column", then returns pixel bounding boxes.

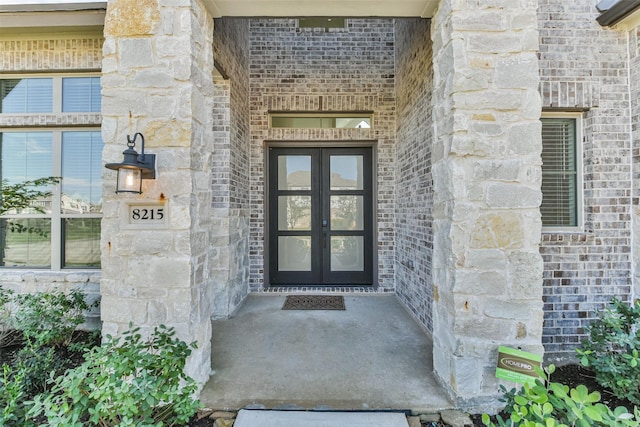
[100,0,214,385]
[430,0,544,410]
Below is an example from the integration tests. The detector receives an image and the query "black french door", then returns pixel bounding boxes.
[268,147,373,285]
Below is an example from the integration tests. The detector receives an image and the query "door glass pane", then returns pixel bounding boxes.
[330,236,363,271]
[0,218,51,267]
[64,218,100,268]
[278,195,311,230]
[62,131,104,214]
[1,132,53,214]
[278,236,311,271]
[330,195,363,231]
[0,78,53,113]
[330,155,363,190]
[62,77,101,112]
[278,155,311,190]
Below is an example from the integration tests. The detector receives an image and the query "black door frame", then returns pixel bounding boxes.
[266,143,375,286]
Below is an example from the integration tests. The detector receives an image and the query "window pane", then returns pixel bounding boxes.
[62,132,104,214]
[330,236,363,271]
[0,78,52,113]
[278,195,311,230]
[330,155,363,190]
[278,236,311,271]
[271,115,371,129]
[299,17,346,29]
[62,77,101,112]
[278,155,311,190]
[1,132,54,214]
[0,218,51,267]
[541,118,578,227]
[63,218,100,268]
[331,195,363,231]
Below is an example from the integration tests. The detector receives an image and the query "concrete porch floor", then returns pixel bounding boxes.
[200,294,454,412]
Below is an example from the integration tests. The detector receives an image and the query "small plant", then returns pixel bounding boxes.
[482,365,639,427]
[576,298,640,406]
[0,285,20,348]
[0,364,31,427]
[14,288,97,348]
[30,324,202,427]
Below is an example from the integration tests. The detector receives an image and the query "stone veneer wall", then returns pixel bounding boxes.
[430,0,543,410]
[0,33,104,328]
[211,18,251,317]
[100,0,215,385]
[538,0,634,361]
[248,19,396,290]
[394,18,435,331]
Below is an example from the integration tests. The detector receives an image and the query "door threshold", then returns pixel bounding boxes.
[257,285,392,294]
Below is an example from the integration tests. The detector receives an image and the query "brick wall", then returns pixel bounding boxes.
[247,19,396,290]
[631,23,640,301]
[538,0,634,361]
[394,18,435,331]
[211,18,251,316]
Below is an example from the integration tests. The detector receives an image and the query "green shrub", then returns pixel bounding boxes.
[576,298,640,406]
[30,324,202,427]
[482,365,639,427]
[14,288,97,348]
[13,346,65,397]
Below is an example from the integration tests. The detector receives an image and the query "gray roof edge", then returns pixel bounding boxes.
[597,0,640,26]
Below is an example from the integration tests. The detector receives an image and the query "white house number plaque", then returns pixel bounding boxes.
[127,204,167,227]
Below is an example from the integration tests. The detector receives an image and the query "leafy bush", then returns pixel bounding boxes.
[30,324,202,427]
[14,288,97,348]
[576,298,640,406]
[482,365,639,427]
[0,289,100,426]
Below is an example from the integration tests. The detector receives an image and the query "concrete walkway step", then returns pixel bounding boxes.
[233,409,410,427]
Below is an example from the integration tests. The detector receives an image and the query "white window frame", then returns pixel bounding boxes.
[1,72,102,270]
[540,112,584,233]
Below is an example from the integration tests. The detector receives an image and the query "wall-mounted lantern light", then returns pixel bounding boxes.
[105,133,156,194]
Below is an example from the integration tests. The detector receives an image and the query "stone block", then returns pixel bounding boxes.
[470,212,524,250]
[104,0,160,37]
[453,270,507,295]
[118,38,155,67]
[495,55,539,89]
[487,183,541,209]
[441,410,473,427]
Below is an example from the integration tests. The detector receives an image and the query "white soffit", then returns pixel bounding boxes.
[203,0,439,18]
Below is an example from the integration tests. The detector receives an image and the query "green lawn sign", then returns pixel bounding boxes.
[496,346,542,385]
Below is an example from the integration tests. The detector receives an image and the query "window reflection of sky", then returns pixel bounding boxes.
[62,132,103,208]
[285,156,311,175]
[1,131,103,212]
[331,156,358,182]
[1,132,53,183]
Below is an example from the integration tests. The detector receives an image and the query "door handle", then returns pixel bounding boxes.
[322,219,328,227]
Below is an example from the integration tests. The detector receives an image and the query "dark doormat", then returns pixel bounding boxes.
[282,295,345,310]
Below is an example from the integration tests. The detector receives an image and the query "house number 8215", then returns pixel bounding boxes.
[131,208,164,221]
